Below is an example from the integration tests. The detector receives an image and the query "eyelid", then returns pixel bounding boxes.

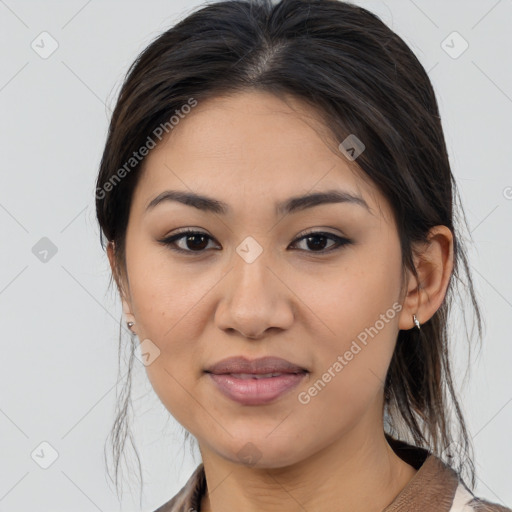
[158,228,220,253]
[293,227,347,241]
[158,228,352,254]
[289,229,351,252]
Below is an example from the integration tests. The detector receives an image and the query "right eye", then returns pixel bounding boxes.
[158,230,220,254]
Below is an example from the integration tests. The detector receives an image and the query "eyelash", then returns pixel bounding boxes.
[157,229,352,255]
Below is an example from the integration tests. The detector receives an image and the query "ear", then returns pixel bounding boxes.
[107,241,137,333]
[398,226,454,330]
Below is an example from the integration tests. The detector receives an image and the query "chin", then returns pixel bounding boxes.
[212,432,309,469]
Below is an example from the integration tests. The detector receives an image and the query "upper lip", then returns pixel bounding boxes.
[205,356,308,375]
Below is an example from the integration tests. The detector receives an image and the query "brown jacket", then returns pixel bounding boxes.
[153,436,511,511]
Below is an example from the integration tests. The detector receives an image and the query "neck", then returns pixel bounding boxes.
[199,426,418,512]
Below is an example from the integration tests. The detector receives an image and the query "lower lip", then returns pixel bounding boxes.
[207,372,307,405]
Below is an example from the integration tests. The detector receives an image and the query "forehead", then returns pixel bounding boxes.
[132,90,388,222]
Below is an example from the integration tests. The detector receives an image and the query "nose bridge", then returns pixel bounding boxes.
[231,237,276,309]
[215,237,293,338]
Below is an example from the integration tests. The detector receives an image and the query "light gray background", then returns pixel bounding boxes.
[1,0,511,511]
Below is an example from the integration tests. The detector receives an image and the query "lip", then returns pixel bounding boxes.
[205,356,308,375]
[204,356,308,405]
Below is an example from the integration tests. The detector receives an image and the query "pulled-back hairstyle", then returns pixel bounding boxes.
[96,0,483,500]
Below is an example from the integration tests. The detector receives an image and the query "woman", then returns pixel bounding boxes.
[95,0,511,510]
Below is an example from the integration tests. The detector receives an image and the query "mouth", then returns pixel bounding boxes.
[204,355,308,375]
[221,372,300,379]
[204,356,308,405]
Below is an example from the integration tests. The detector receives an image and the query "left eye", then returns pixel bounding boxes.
[290,231,351,252]
[158,230,351,254]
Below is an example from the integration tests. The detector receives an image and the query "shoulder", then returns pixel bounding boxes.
[468,497,512,512]
[452,482,512,512]
[152,463,205,512]
[384,435,511,512]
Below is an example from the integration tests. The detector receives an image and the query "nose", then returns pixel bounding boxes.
[214,247,294,340]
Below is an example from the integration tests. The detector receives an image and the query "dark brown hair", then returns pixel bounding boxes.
[96,0,483,499]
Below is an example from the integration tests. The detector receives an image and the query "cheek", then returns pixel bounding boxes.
[303,254,401,346]
[299,253,402,408]
[124,246,213,418]
[132,292,210,431]
[126,241,213,342]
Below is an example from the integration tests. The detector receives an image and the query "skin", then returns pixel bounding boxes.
[108,90,454,512]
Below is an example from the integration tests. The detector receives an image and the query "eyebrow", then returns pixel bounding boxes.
[145,189,371,216]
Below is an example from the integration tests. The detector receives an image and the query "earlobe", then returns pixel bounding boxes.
[398,226,454,330]
[107,241,137,334]
[397,265,421,330]
[122,298,137,333]
[122,297,134,318]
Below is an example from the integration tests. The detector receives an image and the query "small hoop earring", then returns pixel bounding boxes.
[413,314,421,330]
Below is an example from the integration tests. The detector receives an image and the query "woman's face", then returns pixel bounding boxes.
[116,90,411,467]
